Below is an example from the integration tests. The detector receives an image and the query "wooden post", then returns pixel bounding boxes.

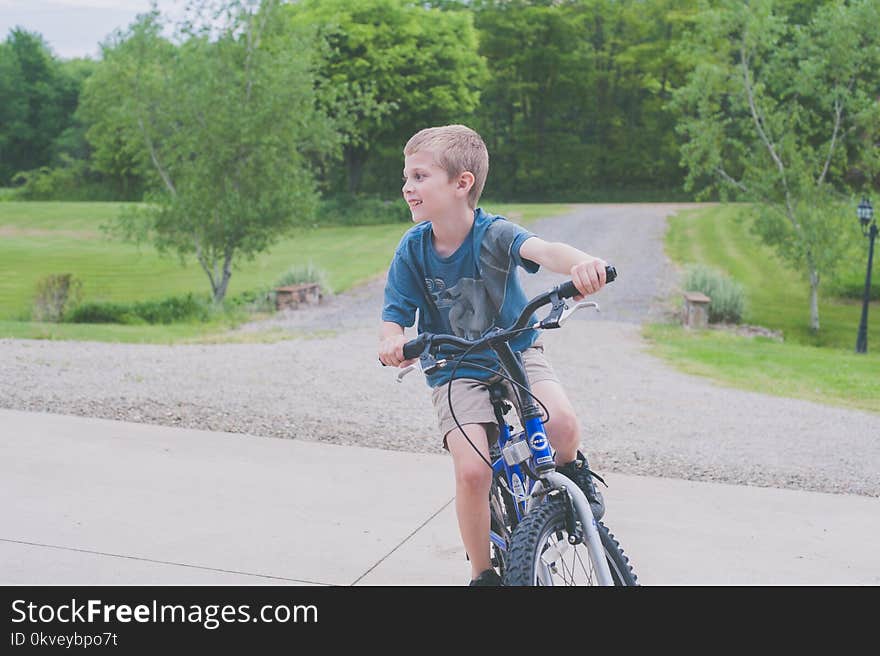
[682,291,711,329]
[275,283,323,311]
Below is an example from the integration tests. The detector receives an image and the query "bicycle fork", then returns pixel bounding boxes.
[527,472,614,586]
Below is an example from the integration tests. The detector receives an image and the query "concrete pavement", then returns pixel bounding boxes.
[2,409,878,585]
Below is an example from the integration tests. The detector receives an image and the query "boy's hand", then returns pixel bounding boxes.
[379,334,417,368]
[571,258,608,301]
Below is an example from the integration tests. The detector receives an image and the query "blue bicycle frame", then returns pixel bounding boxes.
[485,339,556,554]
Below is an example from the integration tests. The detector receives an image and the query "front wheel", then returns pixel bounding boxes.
[503,498,638,586]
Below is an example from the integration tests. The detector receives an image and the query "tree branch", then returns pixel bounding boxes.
[193,234,216,294]
[817,78,854,185]
[716,167,749,193]
[740,44,801,236]
[740,46,786,180]
[817,98,842,185]
[138,117,177,196]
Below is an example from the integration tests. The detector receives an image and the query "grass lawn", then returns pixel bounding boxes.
[650,203,879,413]
[645,324,880,414]
[0,201,575,342]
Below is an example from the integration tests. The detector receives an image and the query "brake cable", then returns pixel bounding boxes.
[442,327,553,471]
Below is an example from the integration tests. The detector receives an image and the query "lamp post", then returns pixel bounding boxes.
[856,196,876,354]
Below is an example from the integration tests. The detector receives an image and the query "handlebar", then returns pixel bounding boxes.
[400,265,617,362]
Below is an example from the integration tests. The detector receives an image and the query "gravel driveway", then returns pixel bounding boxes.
[2,204,877,497]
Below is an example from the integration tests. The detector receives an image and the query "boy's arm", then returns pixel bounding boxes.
[519,237,607,299]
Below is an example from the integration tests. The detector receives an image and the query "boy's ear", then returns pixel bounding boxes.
[457,171,475,192]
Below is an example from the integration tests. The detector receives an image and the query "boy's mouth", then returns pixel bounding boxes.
[408,200,423,208]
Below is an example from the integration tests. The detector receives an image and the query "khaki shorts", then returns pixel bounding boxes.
[431,340,560,450]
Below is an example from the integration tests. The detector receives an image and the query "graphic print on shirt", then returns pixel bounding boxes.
[426,221,522,340]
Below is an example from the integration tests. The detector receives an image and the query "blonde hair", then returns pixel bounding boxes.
[404,124,489,208]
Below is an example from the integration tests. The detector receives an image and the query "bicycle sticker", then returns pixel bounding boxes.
[511,473,525,499]
[535,456,554,466]
[530,432,548,450]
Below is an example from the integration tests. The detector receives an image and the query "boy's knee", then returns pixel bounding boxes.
[455,462,492,493]
[549,408,581,445]
[446,424,493,493]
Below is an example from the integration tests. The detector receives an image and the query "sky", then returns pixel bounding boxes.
[0,1,188,59]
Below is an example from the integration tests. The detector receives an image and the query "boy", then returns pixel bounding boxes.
[378,125,608,586]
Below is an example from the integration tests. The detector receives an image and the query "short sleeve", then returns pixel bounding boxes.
[381,250,421,327]
[511,229,539,273]
[483,219,539,274]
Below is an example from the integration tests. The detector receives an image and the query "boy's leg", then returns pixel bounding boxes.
[531,379,581,465]
[531,378,605,520]
[444,423,494,580]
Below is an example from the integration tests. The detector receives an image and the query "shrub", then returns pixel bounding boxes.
[65,301,144,324]
[318,194,411,226]
[10,158,132,202]
[32,274,83,322]
[64,293,212,325]
[274,262,330,292]
[225,287,276,315]
[132,294,212,324]
[827,256,880,301]
[682,264,746,324]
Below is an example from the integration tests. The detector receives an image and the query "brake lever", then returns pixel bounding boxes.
[395,354,447,383]
[534,297,601,330]
[559,300,600,326]
[396,363,419,382]
[532,290,567,329]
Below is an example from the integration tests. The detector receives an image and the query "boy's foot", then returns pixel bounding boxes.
[468,569,502,586]
[556,451,605,521]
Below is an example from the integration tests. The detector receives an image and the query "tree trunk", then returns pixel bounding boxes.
[809,268,820,333]
[344,145,366,195]
[212,251,234,304]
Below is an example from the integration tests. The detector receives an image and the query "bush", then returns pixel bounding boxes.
[274,262,329,291]
[64,293,213,325]
[10,158,130,202]
[32,274,83,322]
[827,254,880,302]
[830,279,880,301]
[682,264,746,324]
[225,287,276,315]
[318,194,411,226]
[65,301,144,324]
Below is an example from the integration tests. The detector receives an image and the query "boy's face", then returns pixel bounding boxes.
[402,150,470,222]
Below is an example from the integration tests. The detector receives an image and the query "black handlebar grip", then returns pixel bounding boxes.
[402,335,426,360]
[557,265,617,299]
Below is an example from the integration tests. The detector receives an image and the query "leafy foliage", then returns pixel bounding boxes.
[672,0,880,331]
[682,263,745,324]
[84,1,345,302]
[32,273,82,322]
[285,0,488,195]
[65,293,212,325]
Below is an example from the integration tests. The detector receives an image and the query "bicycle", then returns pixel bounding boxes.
[394,266,638,586]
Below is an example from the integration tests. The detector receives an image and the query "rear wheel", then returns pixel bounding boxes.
[489,475,516,577]
[503,497,638,586]
[488,442,519,577]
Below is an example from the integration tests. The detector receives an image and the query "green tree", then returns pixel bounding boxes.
[285,0,488,194]
[0,29,72,184]
[468,0,697,200]
[86,0,342,302]
[673,0,880,332]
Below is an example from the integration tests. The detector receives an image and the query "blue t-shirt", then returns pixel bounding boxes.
[382,207,540,387]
